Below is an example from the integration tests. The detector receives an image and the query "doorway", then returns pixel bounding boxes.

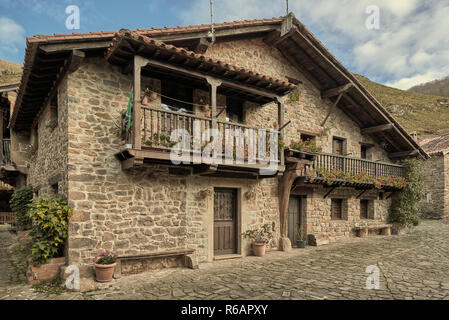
[287,196,303,246]
[214,188,238,256]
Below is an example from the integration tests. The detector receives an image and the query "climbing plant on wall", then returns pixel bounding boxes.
[9,186,34,230]
[389,158,425,227]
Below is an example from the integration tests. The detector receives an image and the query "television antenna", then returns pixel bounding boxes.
[210,0,216,43]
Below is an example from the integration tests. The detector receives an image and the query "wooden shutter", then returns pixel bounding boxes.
[360,200,368,219]
[331,199,342,220]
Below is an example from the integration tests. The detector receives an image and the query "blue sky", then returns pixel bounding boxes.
[1,0,449,90]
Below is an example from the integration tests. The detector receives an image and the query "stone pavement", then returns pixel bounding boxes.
[1,220,449,300]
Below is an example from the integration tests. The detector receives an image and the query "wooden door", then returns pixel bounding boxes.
[287,196,302,245]
[214,188,237,255]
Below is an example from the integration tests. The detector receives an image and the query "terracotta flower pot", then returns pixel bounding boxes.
[204,110,211,118]
[95,263,116,282]
[141,95,149,106]
[252,243,266,257]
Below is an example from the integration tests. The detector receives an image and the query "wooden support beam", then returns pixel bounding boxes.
[132,55,150,150]
[276,96,285,166]
[122,157,143,170]
[193,164,218,175]
[321,83,353,99]
[356,189,367,199]
[361,123,394,135]
[40,40,112,53]
[323,186,337,199]
[206,76,222,131]
[389,149,419,159]
[143,57,280,99]
[321,93,343,127]
[193,38,211,54]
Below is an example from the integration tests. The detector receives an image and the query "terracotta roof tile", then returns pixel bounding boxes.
[420,135,449,155]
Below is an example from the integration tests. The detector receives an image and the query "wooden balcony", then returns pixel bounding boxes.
[117,105,284,179]
[288,150,406,191]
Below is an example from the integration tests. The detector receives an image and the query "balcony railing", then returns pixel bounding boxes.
[128,105,281,165]
[313,153,405,178]
[1,139,11,165]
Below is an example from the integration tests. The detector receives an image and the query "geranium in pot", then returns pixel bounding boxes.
[93,251,118,282]
[242,224,273,257]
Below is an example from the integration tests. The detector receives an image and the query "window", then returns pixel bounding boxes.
[360,200,369,219]
[361,145,368,159]
[332,137,345,155]
[331,199,343,220]
[51,183,59,195]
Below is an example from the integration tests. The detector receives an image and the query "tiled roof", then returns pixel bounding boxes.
[27,17,283,44]
[420,135,449,155]
[106,30,296,92]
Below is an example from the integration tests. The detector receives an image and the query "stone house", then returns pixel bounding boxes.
[2,14,427,278]
[420,135,449,219]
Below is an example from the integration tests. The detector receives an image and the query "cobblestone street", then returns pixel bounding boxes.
[1,220,449,300]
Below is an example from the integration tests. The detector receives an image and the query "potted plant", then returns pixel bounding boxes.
[93,251,118,283]
[242,224,273,257]
[296,227,306,248]
[203,104,211,118]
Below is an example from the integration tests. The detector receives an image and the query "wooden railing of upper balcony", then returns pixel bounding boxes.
[1,139,12,165]
[313,153,405,178]
[132,105,281,164]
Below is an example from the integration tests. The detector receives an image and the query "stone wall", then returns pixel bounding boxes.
[27,77,69,196]
[64,58,280,272]
[421,154,447,219]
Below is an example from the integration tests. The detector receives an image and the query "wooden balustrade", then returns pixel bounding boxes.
[137,105,280,162]
[313,153,405,178]
[0,212,15,225]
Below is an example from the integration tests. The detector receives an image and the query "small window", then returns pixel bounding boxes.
[361,145,368,159]
[51,183,59,195]
[332,137,345,155]
[360,200,369,219]
[49,95,58,129]
[378,192,384,200]
[331,199,343,220]
[161,81,193,112]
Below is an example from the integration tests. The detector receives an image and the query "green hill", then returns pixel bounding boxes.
[409,77,449,97]
[0,59,22,84]
[354,74,449,139]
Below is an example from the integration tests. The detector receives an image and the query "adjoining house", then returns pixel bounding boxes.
[420,135,449,219]
[0,83,20,224]
[2,13,427,278]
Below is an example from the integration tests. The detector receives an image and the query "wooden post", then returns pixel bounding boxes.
[206,76,222,131]
[276,96,285,166]
[132,56,149,150]
[0,110,3,164]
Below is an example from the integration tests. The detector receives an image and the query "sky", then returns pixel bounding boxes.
[1,0,449,90]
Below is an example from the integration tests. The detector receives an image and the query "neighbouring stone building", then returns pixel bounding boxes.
[2,14,427,280]
[420,135,449,219]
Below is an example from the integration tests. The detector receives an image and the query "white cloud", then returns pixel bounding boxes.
[0,16,25,54]
[177,0,449,90]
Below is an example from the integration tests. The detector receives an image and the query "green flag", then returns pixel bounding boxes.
[125,88,133,132]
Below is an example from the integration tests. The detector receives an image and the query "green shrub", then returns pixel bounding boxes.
[28,196,73,265]
[9,186,34,230]
[389,159,425,227]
